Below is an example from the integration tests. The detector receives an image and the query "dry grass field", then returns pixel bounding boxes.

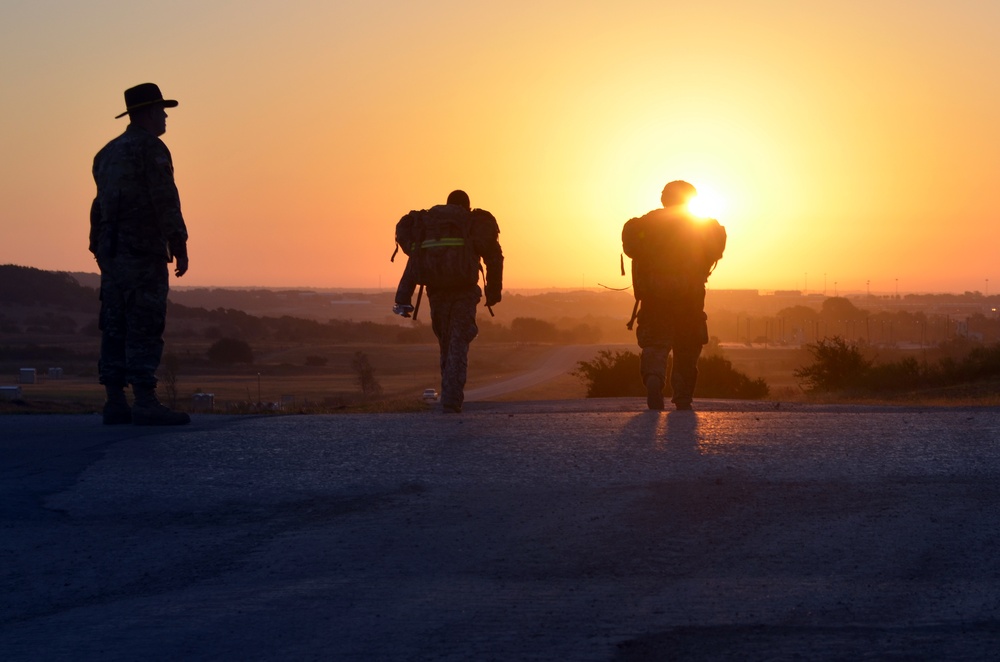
[1,341,584,413]
[10,334,998,414]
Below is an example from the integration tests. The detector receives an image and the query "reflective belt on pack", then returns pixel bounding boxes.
[420,238,465,248]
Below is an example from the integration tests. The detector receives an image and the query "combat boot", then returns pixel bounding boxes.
[102,386,132,425]
[645,375,664,411]
[132,386,191,426]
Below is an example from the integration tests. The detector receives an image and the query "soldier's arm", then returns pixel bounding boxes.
[88,198,101,257]
[144,140,188,261]
[472,209,504,304]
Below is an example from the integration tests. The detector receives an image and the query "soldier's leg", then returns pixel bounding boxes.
[669,340,701,409]
[636,303,670,409]
[122,258,168,389]
[97,261,131,424]
[117,259,188,426]
[670,313,708,410]
[97,262,128,390]
[429,294,453,388]
[440,292,479,412]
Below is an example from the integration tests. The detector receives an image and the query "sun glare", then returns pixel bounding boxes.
[687,188,727,219]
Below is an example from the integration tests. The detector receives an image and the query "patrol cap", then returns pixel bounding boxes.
[115,83,178,119]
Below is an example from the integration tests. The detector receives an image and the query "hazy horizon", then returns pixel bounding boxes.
[18,262,996,298]
[2,1,999,294]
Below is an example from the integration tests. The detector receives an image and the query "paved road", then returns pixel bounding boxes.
[3,399,1000,660]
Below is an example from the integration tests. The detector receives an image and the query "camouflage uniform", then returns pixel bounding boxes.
[623,207,723,408]
[90,124,188,389]
[428,286,482,409]
[397,202,503,411]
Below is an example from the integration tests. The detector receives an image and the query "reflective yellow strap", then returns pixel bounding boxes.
[420,238,465,248]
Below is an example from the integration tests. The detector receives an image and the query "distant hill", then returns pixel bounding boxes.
[68,271,101,290]
[0,264,97,311]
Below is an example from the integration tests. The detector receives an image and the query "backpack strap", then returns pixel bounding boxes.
[478,263,495,317]
[412,284,424,321]
[626,300,640,331]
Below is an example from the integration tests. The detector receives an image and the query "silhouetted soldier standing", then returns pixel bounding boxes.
[622,181,726,410]
[393,190,503,413]
[90,83,190,425]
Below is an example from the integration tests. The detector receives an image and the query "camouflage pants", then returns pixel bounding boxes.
[97,254,169,389]
[428,287,481,409]
[635,300,708,407]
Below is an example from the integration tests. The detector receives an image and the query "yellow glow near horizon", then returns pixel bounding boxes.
[687,188,728,220]
[1,2,1000,293]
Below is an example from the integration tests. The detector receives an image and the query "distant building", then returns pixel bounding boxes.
[1,385,22,401]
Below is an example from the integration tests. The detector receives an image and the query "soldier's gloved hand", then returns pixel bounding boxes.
[393,303,414,318]
[484,286,501,308]
[171,239,189,277]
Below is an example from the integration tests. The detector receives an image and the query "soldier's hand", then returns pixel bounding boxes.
[170,237,188,277]
[485,287,502,307]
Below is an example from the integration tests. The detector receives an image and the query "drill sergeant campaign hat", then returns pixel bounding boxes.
[114,83,178,119]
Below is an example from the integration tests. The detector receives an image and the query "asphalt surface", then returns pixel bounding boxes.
[3,398,1000,661]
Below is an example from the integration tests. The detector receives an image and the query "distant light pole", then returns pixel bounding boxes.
[866,280,870,298]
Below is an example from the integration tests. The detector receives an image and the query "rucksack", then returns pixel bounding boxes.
[621,210,726,328]
[394,204,482,288]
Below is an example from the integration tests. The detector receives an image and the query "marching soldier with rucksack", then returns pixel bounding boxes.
[392,190,504,413]
[621,180,726,411]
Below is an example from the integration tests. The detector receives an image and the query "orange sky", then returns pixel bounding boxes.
[1,1,998,294]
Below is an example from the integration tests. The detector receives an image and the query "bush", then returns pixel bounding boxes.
[574,350,644,397]
[206,337,254,365]
[794,336,871,393]
[304,355,328,367]
[574,349,769,400]
[351,351,383,399]
[864,356,924,392]
[696,354,770,399]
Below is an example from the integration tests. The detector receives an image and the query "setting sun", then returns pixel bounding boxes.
[687,187,728,220]
[1,1,999,294]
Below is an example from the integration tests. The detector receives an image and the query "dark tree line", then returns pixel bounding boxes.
[0,265,97,311]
